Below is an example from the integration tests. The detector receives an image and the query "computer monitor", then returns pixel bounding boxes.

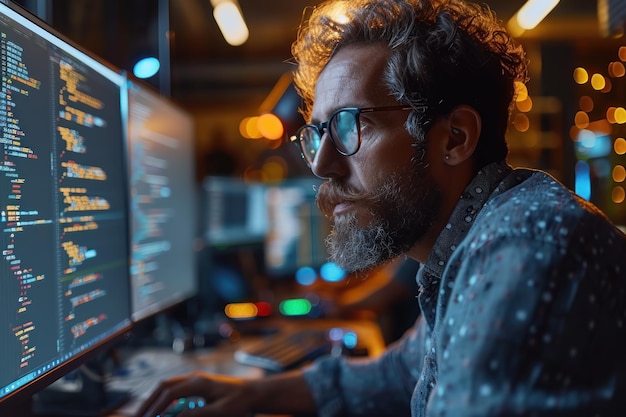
[203,176,268,249]
[198,177,268,314]
[264,177,331,278]
[126,79,198,323]
[0,1,131,414]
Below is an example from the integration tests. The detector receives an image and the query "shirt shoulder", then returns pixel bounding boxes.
[472,168,625,250]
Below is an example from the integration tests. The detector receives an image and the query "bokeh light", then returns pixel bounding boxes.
[573,67,589,84]
[612,186,625,204]
[579,95,594,112]
[261,156,287,182]
[279,298,312,316]
[514,81,528,101]
[516,96,532,112]
[258,113,284,140]
[513,113,530,132]
[295,266,317,286]
[609,61,626,78]
[591,73,606,91]
[224,303,258,319]
[613,165,626,183]
[574,111,590,129]
[615,107,626,124]
[615,138,626,155]
[239,116,263,139]
[320,262,347,282]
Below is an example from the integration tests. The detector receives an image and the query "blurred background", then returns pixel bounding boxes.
[1,5,625,414]
[11,0,626,343]
[13,0,626,222]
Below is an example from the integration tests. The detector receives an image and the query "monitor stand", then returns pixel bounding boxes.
[31,356,129,417]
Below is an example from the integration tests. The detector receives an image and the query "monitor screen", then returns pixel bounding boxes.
[264,177,331,278]
[126,79,197,322]
[0,1,131,411]
[203,176,268,248]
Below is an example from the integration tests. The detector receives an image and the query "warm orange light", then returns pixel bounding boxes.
[615,107,626,124]
[515,81,528,102]
[513,113,530,132]
[261,157,287,182]
[587,119,613,135]
[242,167,263,182]
[601,78,613,93]
[240,116,262,139]
[579,96,594,112]
[591,73,606,90]
[615,138,626,155]
[258,113,284,140]
[224,302,258,319]
[607,107,617,124]
[516,96,532,112]
[569,120,612,142]
[613,165,626,183]
[327,3,351,24]
[612,186,625,204]
[573,67,589,84]
[569,125,579,141]
[609,61,626,78]
[574,111,589,129]
[619,46,626,62]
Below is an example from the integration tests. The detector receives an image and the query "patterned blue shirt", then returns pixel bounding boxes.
[303,161,626,416]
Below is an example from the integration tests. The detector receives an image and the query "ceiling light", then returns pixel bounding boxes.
[516,0,560,30]
[211,0,249,46]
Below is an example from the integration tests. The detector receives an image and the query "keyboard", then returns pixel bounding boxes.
[233,328,336,372]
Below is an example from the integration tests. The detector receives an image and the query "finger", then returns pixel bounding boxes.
[137,374,200,417]
[134,378,175,417]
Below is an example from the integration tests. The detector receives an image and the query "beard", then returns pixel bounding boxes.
[316,158,442,273]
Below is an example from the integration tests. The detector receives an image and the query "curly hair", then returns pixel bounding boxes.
[291,0,529,167]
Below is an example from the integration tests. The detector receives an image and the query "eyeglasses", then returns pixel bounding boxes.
[291,105,425,166]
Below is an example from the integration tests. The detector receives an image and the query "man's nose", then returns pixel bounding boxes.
[310,132,349,179]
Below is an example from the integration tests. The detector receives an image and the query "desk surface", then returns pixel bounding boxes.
[108,318,386,417]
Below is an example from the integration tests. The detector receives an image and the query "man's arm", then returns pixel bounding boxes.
[136,369,316,417]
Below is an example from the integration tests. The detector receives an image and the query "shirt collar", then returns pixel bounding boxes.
[417,160,513,292]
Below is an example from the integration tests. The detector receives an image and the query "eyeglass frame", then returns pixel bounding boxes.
[290,104,428,166]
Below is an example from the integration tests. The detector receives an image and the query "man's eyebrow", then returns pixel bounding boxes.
[310,104,363,123]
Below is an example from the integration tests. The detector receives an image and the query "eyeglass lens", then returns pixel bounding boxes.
[300,109,360,164]
[330,110,359,155]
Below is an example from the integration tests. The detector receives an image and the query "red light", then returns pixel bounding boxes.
[254,301,272,317]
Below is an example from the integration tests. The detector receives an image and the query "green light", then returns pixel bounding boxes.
[279,298,312,316]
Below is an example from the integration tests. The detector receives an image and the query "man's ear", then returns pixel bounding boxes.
[444,105,481,165]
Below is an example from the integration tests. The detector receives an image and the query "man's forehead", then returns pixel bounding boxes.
[313,44,391,115]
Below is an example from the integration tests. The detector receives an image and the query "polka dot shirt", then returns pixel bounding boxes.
[303,161,626,417]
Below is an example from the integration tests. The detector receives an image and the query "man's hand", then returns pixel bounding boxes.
[135,372,254,417]
[135,368,316,417]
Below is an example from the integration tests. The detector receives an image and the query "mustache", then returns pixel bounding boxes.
[316,180,380,217]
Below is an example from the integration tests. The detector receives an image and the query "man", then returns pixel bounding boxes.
[138,0,626,415]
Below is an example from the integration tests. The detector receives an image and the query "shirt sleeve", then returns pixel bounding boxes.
[427,217,626,416]
[302,316,427,417]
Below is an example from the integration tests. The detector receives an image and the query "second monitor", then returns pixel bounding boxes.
[126,80,198,323]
